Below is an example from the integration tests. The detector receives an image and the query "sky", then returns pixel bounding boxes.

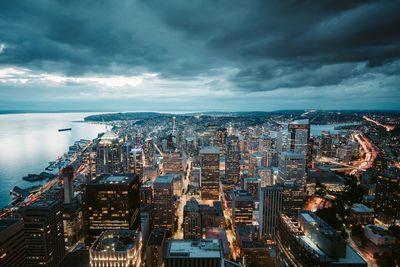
[0,0,399,112]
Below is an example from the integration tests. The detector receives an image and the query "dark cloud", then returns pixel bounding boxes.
[0,0,399,109]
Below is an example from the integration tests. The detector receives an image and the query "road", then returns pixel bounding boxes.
[363,116,394,132]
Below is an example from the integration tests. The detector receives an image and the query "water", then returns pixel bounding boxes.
[0,113,108,207]
[310,123,359,136]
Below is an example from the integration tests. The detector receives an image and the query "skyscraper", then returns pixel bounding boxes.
[129,148,143,180]
[249,152,264,177]
[288,119,311,167]
[83,174,140,245]
[62,165,74,204]
[0,219,26,267]
[200,146,220,200]
[23,199,65,267]
[259,185,283,241]
[96,131,125,175]
[278,152,306,185]
[321,131,332,157]
[215,128,228,153]
[183,198,202,239]
[375,168,400,224]
[152,175,175,230]
[225,136,240,184]
[146,228,167,267]
[232,190,254,226]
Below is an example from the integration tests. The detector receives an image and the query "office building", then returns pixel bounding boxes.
[216,128,228,153]
[62,165,74,204]
[259,185,283,241]
[83,174,140,245]
[225,136,241,184]
[277,211,367,266]
[279,182,306,217]
[257,167,274,187]
[278,152,306,185]
[89,230,142,267]
[23,199,65,267]
[200,146,220,200]
[152,175,175,230]
[183,198,202,239]
[146,228,167,267]
[248,152,264,178]
[129,148,143,180]
[265,149,278,167]
[374,168,400,224]
[233,190,254,226]
[165,239,223,267]
[350,203,374,225]
[244,177,261,201]
[321,131,332,157]
[288,119,311,165]
[0,219,26,267]
[95,131,125,175]
[163,151,184,174]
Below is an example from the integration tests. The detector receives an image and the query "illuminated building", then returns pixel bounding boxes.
[200,146,220,200]
[152,175,174,231]
[146,228,167,267]
[288,119,311,166]
[259,185,283,241]
[278,152,306,185]
[225,136,240,184]
[350,204,374,225]
[144,138,154,166]
[129,148,143,180]
[244,177,261,201]
[321,131,332,157]
[205,227,230,259]
[165,239,223,267]
[95,131,125,175]
[277,212,367,266]
[83,174,140,245]
[0,219,26,267]
[265,149,278,167]
[257,167,274,187]
[374,168,400,224]
[183,198,202,239]
[279,182,306,217]
[215,128,228,153]
[22,199,65,267]
[248,152,264,178]
[89,230,142,267]
[62,165,74,204]
[232,190,254,226]
[140,180,153,210]
[163,151,184,174]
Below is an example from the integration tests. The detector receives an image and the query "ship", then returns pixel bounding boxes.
[58,128,72,132]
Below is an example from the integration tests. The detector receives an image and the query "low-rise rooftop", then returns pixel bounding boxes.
[166,239,222,259]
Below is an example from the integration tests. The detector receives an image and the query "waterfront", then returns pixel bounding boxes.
[0,113,107,207]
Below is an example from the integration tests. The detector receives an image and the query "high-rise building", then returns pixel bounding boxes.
[83,174,140,245]
[215,128,228,153]
[62,165,74,204]
[265,149,278,167]
[96,131,125,175]
[144,138,154,166]
[90,230,142,267]
[249,152,264,178]
[129,148,143,180]
[244,177,261,201]
[279,182,306,217]
[23,199,65,267]
[183,198,202,239]
[259,185,283,241]
[200,146,220,200]
[257,167,274,187]
[288,119,311,167]
[375,168,400,224]
[278,152,306,185]
[165,239,223,267]
[321,131,332,157]
[225,136,240,184]
[163,151,184,174]
[146,228,167,267]
[233,190,254,226]
[0,219,26,267]
[152,175,175,231]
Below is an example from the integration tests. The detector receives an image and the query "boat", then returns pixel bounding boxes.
[58,128,72,132]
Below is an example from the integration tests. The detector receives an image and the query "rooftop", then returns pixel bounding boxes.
[200,146,220,154]
[90,174,136,185]
[166,239,222,259]
[154,175,173,184]
[91,230,140,252]
[351,203,374,213]
[27,199,58,209]
[147,228,166,247]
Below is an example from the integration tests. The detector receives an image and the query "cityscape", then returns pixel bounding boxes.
[1,1,400,267]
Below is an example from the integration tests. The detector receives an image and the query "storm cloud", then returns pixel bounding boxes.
[0,0,399,111]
